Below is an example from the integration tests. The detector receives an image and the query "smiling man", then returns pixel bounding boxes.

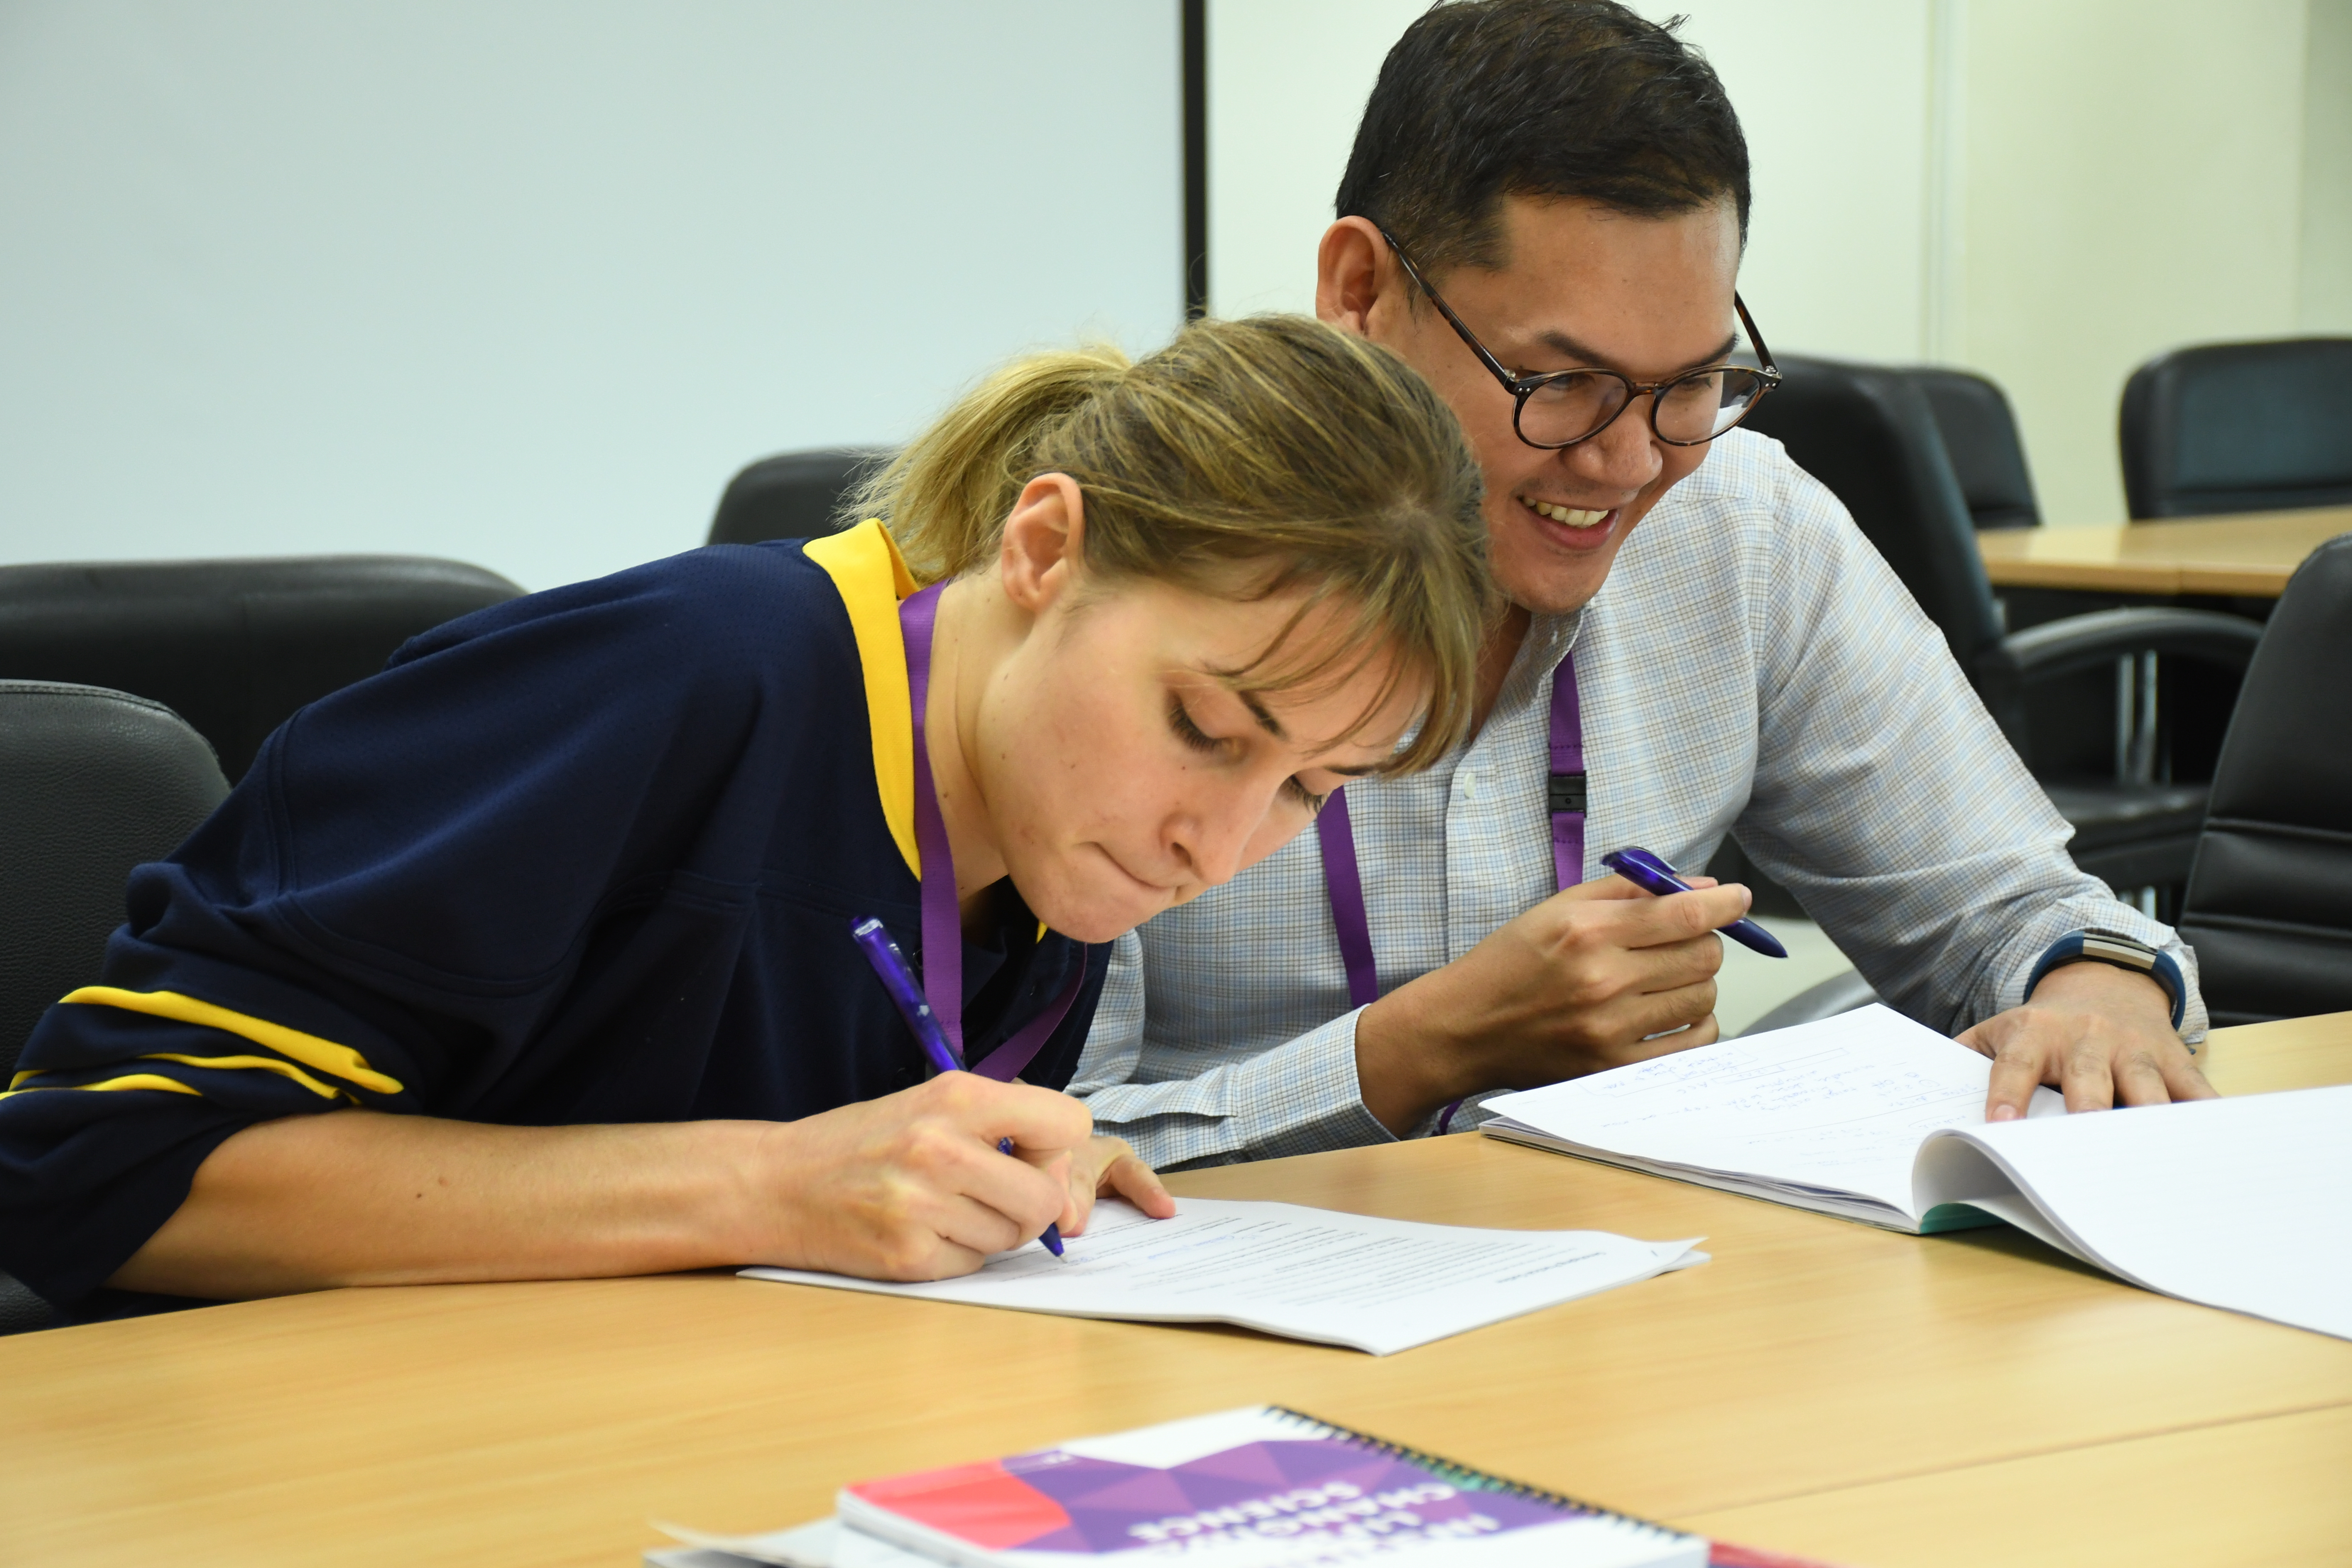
[1069,0,2213,1164]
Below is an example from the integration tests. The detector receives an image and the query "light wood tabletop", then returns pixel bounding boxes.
[1975,506,2351,596]
[3,1012,2347,1568]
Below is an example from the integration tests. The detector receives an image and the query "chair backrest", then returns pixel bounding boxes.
[2120,338,2352,519]
[1913,368,2039,531]
[708,448,893,548]
[0,555,522,780]
[2176,535,2352,1026]
[0,682,230,1081]
[1740,356,2006,674]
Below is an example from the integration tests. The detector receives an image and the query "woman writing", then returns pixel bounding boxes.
[0,316,1492,1311]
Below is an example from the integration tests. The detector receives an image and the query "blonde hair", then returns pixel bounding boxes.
[842,314,1496,773]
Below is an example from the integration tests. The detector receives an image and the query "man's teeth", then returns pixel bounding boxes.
[1524,498,1610,528]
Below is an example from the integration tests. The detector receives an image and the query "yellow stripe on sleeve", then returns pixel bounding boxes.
[802,518,923,880]
[0,1073,201,1100]
[133,1053,345,1101]
[55,987,406,1095]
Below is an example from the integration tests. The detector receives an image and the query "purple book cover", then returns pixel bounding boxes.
[836,1407,1707,1568]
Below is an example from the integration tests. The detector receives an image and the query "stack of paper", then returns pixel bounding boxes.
[742,1198,1706,1355]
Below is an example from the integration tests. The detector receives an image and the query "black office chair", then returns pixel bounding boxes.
[2120,338,2352,519]
[708,447,892,547]
[0,681,233,1334]
[1914,368,2040,531]
[0,555,523,781]
[1740,356,2265,907]
[2175,536,2352,1026]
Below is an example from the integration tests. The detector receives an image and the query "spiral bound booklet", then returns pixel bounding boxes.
[651,1406,1707,1568]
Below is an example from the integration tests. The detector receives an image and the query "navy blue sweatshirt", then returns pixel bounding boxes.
[0,522,1105,1308]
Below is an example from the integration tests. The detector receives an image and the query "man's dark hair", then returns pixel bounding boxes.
[1336,1,1750,276]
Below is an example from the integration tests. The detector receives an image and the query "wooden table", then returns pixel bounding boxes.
[5,1014,2348,1568]
[1975,506,2351,596]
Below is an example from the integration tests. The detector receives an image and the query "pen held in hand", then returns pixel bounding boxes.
[1600,846,1788,958]
[851,917,1066,1258]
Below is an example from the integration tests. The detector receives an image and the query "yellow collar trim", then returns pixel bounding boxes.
[802,520,923,879]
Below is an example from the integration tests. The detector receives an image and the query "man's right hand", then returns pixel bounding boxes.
[1352,873,1747,1132]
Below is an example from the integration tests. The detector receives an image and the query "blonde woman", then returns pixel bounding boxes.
[0,316,1493,1314]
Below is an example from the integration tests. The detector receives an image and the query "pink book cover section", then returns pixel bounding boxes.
[845,1436,1848,1568]
[845,1437,1581,1555]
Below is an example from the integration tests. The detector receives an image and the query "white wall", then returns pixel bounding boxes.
[1207,0,1939,358]
[2298,0,2352,332]
[1960,0,2314,526]
[0,2,1182,591]
[1206,0,2339,528]
[1643,3,1938,366]
[1206,0,1431,318]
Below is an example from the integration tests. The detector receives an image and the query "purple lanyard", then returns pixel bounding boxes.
[898,583,1086,1082]
[1316,653,1584,1125]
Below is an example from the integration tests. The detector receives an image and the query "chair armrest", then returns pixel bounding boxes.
[1978,607,2265,686]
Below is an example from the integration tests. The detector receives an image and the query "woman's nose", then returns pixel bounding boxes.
[1167,789,1266,890]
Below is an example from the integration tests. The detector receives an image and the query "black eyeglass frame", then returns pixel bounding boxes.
[1379,226,1781,451]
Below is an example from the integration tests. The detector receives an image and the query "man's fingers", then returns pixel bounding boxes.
[1622,933,1726,996]
[1983,1033,2049,1122]
[1555,872,1652,904]
[1613,886,1753,950]
[2164,1052,2220,1102]
[2108,1044,2178,1108]
[2058,1038,2117,1114]
[1584,981,1721,1069]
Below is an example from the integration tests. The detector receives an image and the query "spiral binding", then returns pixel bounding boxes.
[1265,1406,1685,1543]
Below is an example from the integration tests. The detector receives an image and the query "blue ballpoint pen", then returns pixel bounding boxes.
[1601,846,1789,958]
[850,917,1065,1258]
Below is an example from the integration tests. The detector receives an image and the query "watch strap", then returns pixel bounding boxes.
[2024,929,2188,1032]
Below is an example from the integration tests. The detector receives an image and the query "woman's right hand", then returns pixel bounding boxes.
[736,1073,1094,1281]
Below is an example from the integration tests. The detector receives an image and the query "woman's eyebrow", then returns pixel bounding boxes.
[1533,328,1742,374]
[1236,692,1389,775]
[1233,689,1287,740]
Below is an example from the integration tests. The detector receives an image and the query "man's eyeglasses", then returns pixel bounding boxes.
[1380,227,1780,451]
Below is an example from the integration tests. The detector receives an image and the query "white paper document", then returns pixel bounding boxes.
[740,1198,1705,1355]
[1913,1083,2352,1341]
[1481,1004,2064,1231]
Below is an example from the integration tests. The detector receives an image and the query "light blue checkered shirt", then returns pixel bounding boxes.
[1069,429,2207,1170]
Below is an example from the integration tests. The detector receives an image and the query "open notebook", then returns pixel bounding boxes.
[1482,1006,2351,1340]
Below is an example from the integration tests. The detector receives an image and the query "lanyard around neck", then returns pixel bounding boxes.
[1315,651,1585,1013]
[897,581,1085,1083]
[1315,653,1582,1133]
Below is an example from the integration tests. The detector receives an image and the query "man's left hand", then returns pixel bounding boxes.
[1958,959,2215,1121]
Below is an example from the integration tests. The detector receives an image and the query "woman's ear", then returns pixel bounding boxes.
[997,473,1087,614]
[1315,217,1391,337]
